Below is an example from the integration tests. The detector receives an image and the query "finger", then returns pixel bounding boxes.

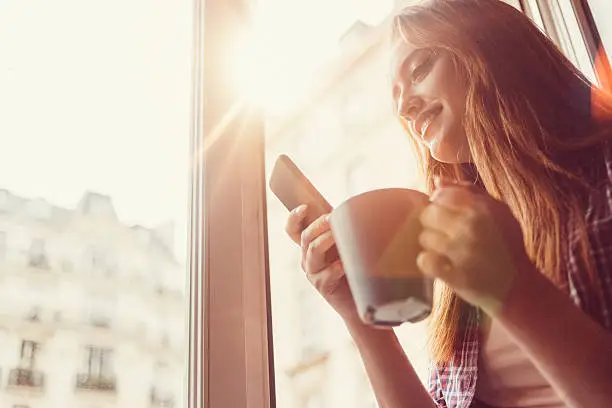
[416,250,453,280]
[309,260,345,292]
[304,230,336,274]
[300,214,331,250]
[418,228,450,255]
[285,205,309,244]
[420,203,465,237]
[430,185,484,213]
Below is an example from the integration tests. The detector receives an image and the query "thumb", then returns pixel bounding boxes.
[416,251,453,281]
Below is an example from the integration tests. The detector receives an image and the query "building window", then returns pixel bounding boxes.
[76,346,116,392]
[84,346,113,377]
[28,238,49,269]
[20,340,40,369]
[89,247,117,277]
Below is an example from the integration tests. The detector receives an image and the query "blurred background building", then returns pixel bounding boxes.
[0,189,185,408]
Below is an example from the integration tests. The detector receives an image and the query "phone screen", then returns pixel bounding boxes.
[269,155,332,222]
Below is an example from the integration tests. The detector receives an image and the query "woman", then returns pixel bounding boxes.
[285,0,612,407]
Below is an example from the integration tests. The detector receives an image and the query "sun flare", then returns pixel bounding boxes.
[229,6,338,113]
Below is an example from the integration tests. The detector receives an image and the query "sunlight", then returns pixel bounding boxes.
[230,7,336,114]
[228,0,394,114]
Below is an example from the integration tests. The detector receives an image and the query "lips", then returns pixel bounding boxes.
[415,104,443,140]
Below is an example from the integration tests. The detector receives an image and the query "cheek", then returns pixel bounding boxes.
[434,56,468,116]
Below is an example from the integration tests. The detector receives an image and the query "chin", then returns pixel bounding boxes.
[431,151,463,164]
[429,144,470,164]
[427,129,471,164]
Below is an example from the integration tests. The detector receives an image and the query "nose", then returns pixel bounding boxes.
[396,86,423,121]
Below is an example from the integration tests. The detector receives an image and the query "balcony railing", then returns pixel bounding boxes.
[28,254,49,269]
[8,368,45,389]
[151,389,174,408]
[75,373,116,392]
[89,316,111,328]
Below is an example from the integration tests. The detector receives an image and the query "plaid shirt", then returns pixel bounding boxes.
[427,145,612,408]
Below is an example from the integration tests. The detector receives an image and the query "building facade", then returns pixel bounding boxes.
[0,189,185,408]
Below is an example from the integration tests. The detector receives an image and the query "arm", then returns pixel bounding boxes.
[496,265,612,407]
[344,314,438,408]
[417,183,612,407]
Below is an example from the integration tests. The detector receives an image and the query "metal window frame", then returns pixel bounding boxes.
[566,0,603,65]
[187,0,276,407]
[524,0,598,82]
[532,0,611,79]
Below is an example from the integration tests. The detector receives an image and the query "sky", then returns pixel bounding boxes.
[0,0,393,258]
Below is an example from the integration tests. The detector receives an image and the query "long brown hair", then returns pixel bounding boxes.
[391,0,612,364]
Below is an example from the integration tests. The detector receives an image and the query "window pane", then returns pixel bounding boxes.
[0,1,190,407]
[588,0,612,59]
[555,0,597,82]
[259,1,428,407]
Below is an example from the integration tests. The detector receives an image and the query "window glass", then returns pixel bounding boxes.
[555,0,597,82]
[588,0,612,59]
[245,0,609,406]
[260,1,427,407]
[0,1,190,407]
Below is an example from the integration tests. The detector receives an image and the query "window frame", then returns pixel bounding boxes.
[187,0,276,407]
[567,0,605,64]
[530,0,611,85]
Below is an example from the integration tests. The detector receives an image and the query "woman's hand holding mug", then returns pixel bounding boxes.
[285,204,360,322]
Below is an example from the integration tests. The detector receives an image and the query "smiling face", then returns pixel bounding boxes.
[391,40,471,163]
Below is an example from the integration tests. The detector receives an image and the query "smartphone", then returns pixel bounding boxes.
[269,155,333,224]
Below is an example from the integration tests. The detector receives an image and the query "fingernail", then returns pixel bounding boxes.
[294,205,307,215]
[416,251,427,270]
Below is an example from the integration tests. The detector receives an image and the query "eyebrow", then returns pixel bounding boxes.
[394,48,428,82]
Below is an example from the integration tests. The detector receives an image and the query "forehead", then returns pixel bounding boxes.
[390,40,419,82]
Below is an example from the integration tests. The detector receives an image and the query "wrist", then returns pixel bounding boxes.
[491,261,543,319]
[343,311,397,338]
[482,260,539,317]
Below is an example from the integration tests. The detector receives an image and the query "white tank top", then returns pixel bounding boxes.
[476,319,565,407]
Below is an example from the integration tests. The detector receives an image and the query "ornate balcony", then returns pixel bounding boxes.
[8,368,44,389]
[75,374,116,392]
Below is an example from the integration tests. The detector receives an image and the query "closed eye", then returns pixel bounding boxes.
[412,51,437,82]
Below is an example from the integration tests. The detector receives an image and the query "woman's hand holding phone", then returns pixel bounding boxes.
[285,204,360,322]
